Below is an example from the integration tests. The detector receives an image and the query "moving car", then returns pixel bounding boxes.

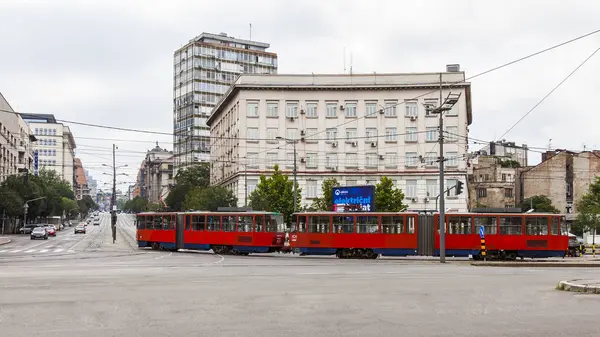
[30,227,48,240]
[45,225,56,237]
[93,218,100,226]
[74,225,86,234]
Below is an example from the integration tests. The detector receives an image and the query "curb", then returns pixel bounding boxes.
[471,262,600,268]
[0,238,11,245]
[557,280,600,294]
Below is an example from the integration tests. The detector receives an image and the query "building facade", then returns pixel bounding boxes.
[85,169,98,202]
[479,140,528,167]
[141,144,174,204]
[468,155,516,209]
[173,32,278,175]
[19,114,76,187]
[207,71,473,211]
[0,93,36,182]
[74,158,90,200]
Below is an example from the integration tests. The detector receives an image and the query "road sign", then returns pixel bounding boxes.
[33,150,39,176]
[479,226,485,238]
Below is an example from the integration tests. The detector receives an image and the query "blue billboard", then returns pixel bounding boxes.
[332,185,375,212]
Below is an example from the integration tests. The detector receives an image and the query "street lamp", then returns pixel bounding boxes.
[276,136,298,213]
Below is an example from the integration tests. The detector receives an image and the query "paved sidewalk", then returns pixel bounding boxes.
[0,237,11,245]
[557,279,600,294]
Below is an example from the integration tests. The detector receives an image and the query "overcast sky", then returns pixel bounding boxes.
[1,0,599,191]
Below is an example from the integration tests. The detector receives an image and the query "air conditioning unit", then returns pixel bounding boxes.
[379,109,385,114]
[300,130,306,136]
[370,142,377,148]
[351,142,357,147]
[300,109,305,115]
[288,116,295,121]
[379,155,384,160]
[339,105,345,110]
[300,137,305,143]
[332,142,338,148]
[331,167,338,172]
[424,197,430,203]
[410,116,417,121]
[300,158,306,163]
[411,197,418,202]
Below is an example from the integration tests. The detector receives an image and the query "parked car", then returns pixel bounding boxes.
[19,224,39,234]
[74,225,86,234]
[30,227,48,240]
[45,225,56,236]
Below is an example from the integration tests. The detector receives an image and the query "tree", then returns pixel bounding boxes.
[60,197,79,217]
[183,186,237,211]
[519,195,559,213]
[374,176,408,212]
[77,195,98,217]
[166,163,211,211]
[248,165,301,224]
[572,177,600,239]
[310,178,340,211]
[123,196,148,213]
[0,189,24,217]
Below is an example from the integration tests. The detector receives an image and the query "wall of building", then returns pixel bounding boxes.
[142,146,174,204]
[468,156,516,209]
[0,93,35,182]
[28,122,76,187]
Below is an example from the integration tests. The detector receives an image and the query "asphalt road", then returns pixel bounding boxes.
[1,214,599,336]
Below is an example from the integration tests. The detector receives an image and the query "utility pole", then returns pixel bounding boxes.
[111,144,117,244]
[438,72,446,263]
[2,209,6,235]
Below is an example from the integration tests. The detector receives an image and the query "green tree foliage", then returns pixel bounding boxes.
[60,197,79,217]
[183,186,237,211]
[166,163,210,211]
[0,189,24,217]
[123,196,148,213]
[248,165,301,224]
[374,176,408,212]
[310,178,340,211]
[77,195,98,217]
[519,195,560,213]
[572,177,600,237]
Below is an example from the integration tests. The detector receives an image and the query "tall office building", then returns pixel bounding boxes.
[172,32,278,175]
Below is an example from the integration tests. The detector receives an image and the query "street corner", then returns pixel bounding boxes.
[0,237,11,245]
[557,279,600,294]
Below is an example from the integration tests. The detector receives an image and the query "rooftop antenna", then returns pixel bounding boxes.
[249,23,252,41]
[583,144,587,151]
[548,138,552,150]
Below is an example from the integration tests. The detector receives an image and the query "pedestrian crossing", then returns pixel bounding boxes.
[0,246,77,255]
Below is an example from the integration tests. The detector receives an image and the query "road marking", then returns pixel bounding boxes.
[54,249,63,253]
[68,250,75,253]
[24,249,35,253]
[10,250,22,253]
[0,250,7,253]
[40,249,49,253]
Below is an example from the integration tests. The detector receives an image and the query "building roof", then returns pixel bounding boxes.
[207,72,473,126]
[75,158,87,186]
[191,32,270,49]
[19,113,57,123]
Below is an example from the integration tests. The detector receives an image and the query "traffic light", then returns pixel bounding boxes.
[456,181,464,195]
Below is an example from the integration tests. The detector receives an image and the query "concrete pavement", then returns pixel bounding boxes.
[0,237,10,245]
[557,279,600,294]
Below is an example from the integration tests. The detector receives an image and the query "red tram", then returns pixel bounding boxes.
[136,211,286,254]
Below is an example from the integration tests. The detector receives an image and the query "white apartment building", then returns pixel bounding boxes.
[20,113,76,187]
[0,93,36,181]
[207,70,473,211]
[173,32,278,175]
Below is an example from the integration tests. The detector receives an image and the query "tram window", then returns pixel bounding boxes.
[207,216,220,231]
[560,217,568,235]
[238,216,253,232]
[526,217,549,235]
[154,216,164,230]
[192,215,205,231]
[447,216,472,234]
[474,216,497,235]
[550,217,560,235]
[166,216,175,230]
[308,216,330,233]
[222,216,236,232]
[146,216,154,230]
[296,215,307,233]
[499,217,522,235]
[136,217,145,229]
[265,215,279,232]
[185,215,191,230]
[357,216,378,233]
[333,216,354,233]
[407,216,415,234]
[255,215,264,232]
[382,216,404,234]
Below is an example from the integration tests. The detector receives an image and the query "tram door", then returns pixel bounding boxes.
[417,214,435,256]
[176,213,185,250]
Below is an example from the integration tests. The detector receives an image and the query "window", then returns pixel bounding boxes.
[238,216,253,232]
[502,173,507,182]
[550,217,560,235]
[405,152,418,167]
[345,102,357,117]
[446,179,457,196]
[405,100,418,116]
[346,128,357,140]
[306,102,317,117]
[286,102,298,118]
[286,153,294,168]
[477,188,487,198]
[475,216,497,235]
[365,128,378,142]
[326,103,337,117]
[247,153,258,168]
[333,216,354,233]
[365,153,378,168]
[222,216,236,232]
[365,102,377,118]
[425,152,437,167]
[307,180,317,198]
[255,215,264,232]
[385,128,398,142]
[385,152,397,168]
[424,99,438,116]
[405,180,417,197]
[191,215,205,231]
[286,128,297,141]
[326,128,337,142]
[446,152,458,167]
[266,128,278,142]
[346,153,358,167]
[505,188,513,198]
[382,216,405,234]
[305,128,318,142]
[357,216,378,233]
[308,216,330,233]
[325,153,337,168]
[447,103,458,116]
[500,217,522,235]
[247,128,259,142]
[384,101,397,117]
[266,153,277,168]
[266,102,278,117]
[207,216,220,231]
[445,126,458,142]
[426,179,437,198]
[247,179,257,195]
[426,127,437,142]
[526,217,548,235]
[447,216,472,234]
[404,127,417,142]
[306,153,317,168]
[247,101,259,117]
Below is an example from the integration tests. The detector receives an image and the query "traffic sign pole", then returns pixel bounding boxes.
[479,226,486,261]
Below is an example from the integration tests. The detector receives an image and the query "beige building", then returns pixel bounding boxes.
[516,150,600,220]
[74,158,90,200]
[141,144,174,204]
[207,70,473,211]
[20,113,76,187]
[468,155,516,209]
[0,93,36,182]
